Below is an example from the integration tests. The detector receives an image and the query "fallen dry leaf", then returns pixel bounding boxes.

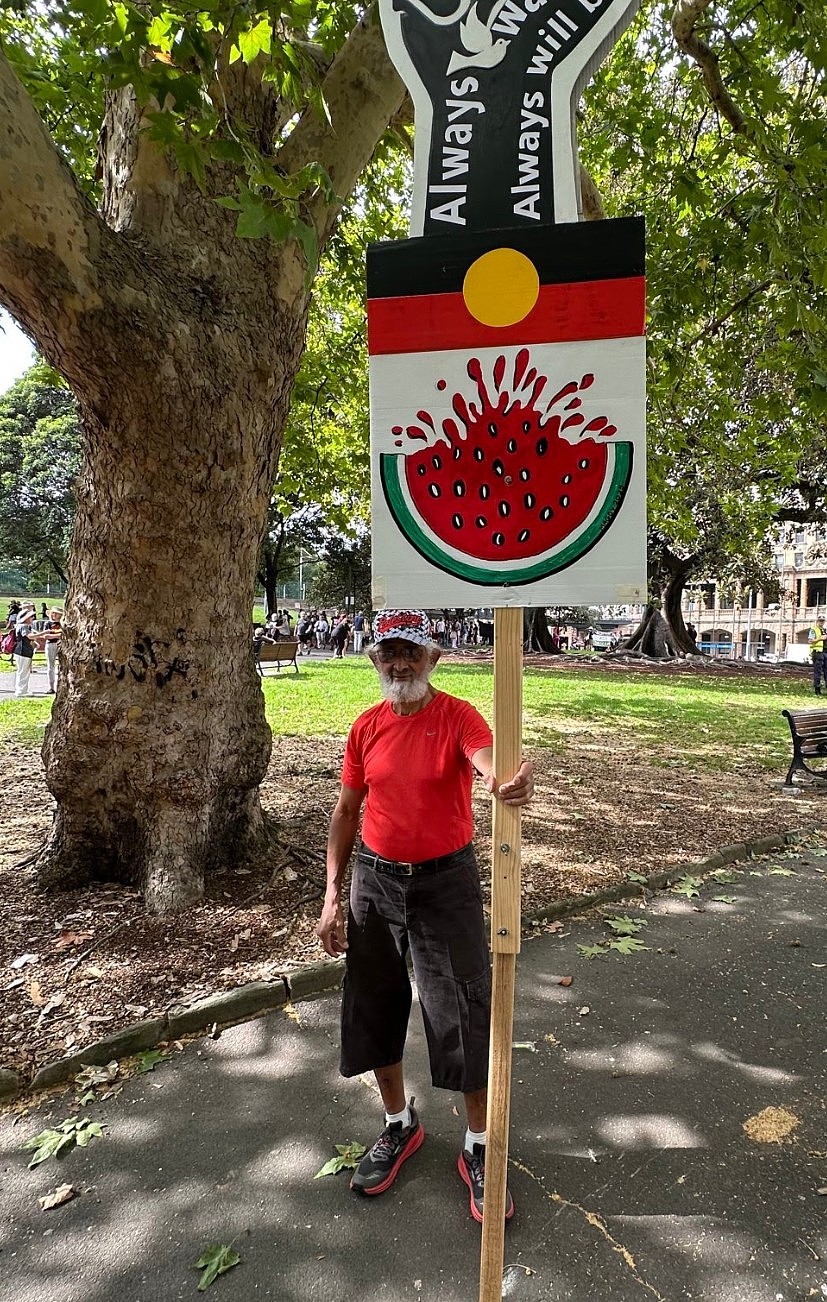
[559,976,573,987]
[28,981,45,1007]
[39,1183,77,1210]
[11,953,39,970]
[742,1107,800,1144]
[54,931,93,949]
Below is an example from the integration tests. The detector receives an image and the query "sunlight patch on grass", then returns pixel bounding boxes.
[0,698,52,745]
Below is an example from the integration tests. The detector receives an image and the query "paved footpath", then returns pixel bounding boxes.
[1,851,825,1302]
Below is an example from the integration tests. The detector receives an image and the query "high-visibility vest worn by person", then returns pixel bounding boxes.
[809,623,825,653]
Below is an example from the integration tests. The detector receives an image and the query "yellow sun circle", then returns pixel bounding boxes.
[462,248,540,328]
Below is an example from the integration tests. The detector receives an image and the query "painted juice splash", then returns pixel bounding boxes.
[385,348,626,565]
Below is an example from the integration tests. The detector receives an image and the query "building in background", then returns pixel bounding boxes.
[681,524,827,661]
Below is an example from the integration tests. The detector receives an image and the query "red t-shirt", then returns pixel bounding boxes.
[341,691,493,861]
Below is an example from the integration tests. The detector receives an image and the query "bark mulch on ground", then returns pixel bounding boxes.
[1,657,823,1085]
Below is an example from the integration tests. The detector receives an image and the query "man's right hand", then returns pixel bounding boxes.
[316,897,348,956]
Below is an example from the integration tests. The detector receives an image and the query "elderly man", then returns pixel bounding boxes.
[317,608,533,1222]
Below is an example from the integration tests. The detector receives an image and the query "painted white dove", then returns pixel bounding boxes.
[447,4,509,73]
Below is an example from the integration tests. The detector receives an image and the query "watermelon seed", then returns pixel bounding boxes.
[536,437,548,456]
[524,492,536,509]
[518,529,530,543]
[473,448,485,463]
[522,420,531,432]
[493,533,506,547]
[432,454,443,470]
[519,468,530,482]
[479,484,491,500]
[492,459,505,476]
[417,465,426,477]
[475,516,487,528]
[578,458,590,469]
[453,480,466,498]
[507,439,517,453]
[488,422,498,436]
[560,495,570,508]
[452,514,463,530]
[562,473,572,484]
[498,501,511,518]
[453,447,461,461]
[540,506,553,521]
[428,484,441,498]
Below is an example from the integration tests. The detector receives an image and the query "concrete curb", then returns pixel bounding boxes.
[1,828,814,1100]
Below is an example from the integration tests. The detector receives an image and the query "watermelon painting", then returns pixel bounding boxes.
[367,223,646,607]
[379,348,632,586]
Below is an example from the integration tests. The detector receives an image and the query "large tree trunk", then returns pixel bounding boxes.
[621,604,679,657]
[663,568,698,654]
[40,299,308,911]
[523,608,562,654]
[0,14,405,911]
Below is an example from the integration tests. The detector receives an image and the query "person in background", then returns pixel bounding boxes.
[316,612,330,650]
[3,601,21,662]
[330,613,350,659]
[352,610,366,655]
[13,603,38,698]
[42,608,63,693]
[809,615,825,696]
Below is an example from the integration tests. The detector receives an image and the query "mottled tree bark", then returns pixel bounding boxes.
[0,13,405,910]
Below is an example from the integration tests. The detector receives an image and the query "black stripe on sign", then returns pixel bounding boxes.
[366,217,645,300]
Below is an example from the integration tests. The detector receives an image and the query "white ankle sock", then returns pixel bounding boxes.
[385,1104,412,1128]
[464,1126,486,1153]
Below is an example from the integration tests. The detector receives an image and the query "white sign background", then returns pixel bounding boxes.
[370,335,646,608]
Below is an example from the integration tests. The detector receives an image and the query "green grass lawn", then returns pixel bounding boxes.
[1,656,809,773]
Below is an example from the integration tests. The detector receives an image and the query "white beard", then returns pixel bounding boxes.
[380,675,431,707]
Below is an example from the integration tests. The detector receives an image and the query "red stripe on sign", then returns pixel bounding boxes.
[368,276,645,356]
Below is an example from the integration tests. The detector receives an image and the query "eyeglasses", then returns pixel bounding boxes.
[375,644,424,663]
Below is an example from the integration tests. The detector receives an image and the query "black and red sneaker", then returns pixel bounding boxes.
[457,1143,515,1224]
[350,1104,425,1196]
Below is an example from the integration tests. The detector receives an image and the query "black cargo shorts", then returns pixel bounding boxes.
[340,842,491,1094]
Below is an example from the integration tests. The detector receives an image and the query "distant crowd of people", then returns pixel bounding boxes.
[253,608,497,661]
[3,600,62,698]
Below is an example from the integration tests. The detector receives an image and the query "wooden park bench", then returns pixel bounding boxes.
[781,707,827,787]
[255,639,299,676]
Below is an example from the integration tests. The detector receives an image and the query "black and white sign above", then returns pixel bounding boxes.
[380,0,641,234]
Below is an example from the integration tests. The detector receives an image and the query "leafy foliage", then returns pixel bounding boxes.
[135,1048,170,1073]
[0,366,81,582]
[607,935,649,954]
[576,943,607,960]
[22,1116,104,1167]
[314,1140,366,1178]
[671,874,703,899]
[192,1243,241,1292]
[603,915,648,936]
[581,0,827,598]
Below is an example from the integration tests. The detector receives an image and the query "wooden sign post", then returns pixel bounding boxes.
[480,605,523,1299]
[368,0,648,1295]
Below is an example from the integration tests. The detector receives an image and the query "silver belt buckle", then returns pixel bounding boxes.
[400,862,415,876]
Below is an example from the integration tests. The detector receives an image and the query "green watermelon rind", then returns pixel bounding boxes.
[380,442,634,586]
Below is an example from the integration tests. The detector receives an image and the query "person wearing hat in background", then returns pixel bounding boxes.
[13,603,38,697]
[317,608,534,1223]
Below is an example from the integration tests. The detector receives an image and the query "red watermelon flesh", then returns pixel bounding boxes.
[398,351,618,563]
